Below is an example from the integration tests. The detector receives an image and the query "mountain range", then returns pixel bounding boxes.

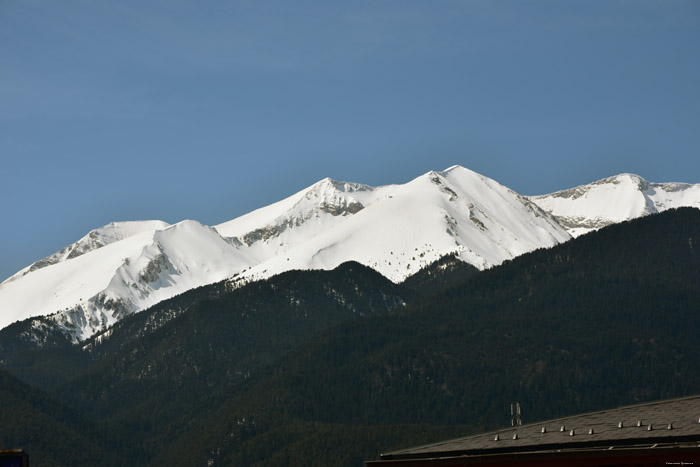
[2,207,698,466]
[1,166,698,342]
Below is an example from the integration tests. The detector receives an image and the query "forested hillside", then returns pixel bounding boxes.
[0,369,138,466]
[161,208,700,466]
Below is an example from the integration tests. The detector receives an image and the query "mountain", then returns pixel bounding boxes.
[0,166,570,342]
[3,220,171,282]
[0,219,258,341]
[1,208,699,466]
[1,167,698,343]
[530,173,700,237]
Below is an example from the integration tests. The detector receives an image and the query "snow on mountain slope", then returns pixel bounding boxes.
[0,178,396,341]
[215,178,384,240]
[3,166,696,343]
[0,220,258,341]
[233,166,570,283]
[2,220,170,285]
[530,174,700,237]
[0,229,162,335]
[48,220,259,340]
[214,177,389,266]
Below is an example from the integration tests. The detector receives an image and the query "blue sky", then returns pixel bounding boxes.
[1,0,699,281]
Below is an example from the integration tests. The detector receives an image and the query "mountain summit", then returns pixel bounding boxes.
[1,166,698,341]
[530,173,700,237]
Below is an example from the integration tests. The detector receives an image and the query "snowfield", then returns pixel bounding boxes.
[530,174,700,237]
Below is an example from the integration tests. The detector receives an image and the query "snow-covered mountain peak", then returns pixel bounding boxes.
[214,177,380,241]
[311,176,370,193]
[34,219,257,341]
[2,220,170,285]
[215,177,388,258]
[426,165,514,196]
[441,164,464,173]
[530,173,700,237]
[418,165,527,212]
[224,166,568,285]
[593,173,650,191]
[293,177,374,216]
[439,164,482,176]
[438,164,498,180]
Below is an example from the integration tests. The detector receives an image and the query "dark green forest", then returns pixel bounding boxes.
[0,368,139,465]
[1,208,699,466]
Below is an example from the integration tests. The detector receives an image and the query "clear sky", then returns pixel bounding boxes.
[1,0,699,281]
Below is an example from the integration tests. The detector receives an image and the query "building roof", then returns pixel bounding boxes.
[0,450,29,467]
[369,394,700,464]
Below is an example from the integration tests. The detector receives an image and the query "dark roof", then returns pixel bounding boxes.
[0,450,29,467]
[373,394,700,463]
